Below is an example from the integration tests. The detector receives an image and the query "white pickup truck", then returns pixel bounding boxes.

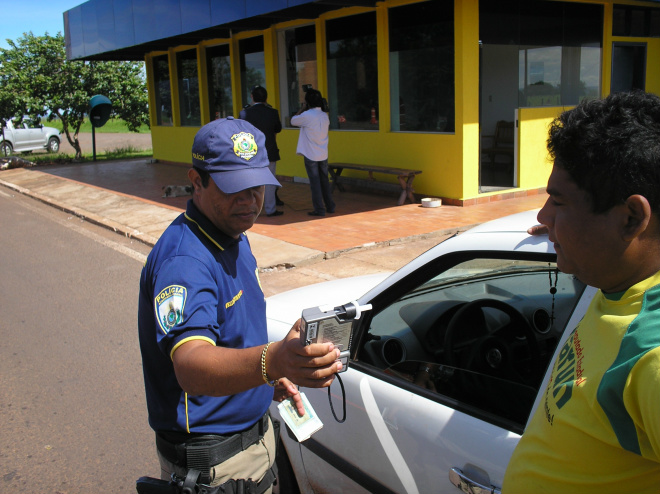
[0,118,61,155]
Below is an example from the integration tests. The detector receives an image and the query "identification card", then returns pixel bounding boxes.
[277,392,323,442]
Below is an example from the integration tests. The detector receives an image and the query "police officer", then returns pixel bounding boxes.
[138,117,341,493]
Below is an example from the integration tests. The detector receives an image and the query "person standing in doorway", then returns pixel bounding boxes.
[239,85,283,217]
[290,88,335,217]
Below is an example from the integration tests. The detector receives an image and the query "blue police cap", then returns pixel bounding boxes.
[191,117,280,194]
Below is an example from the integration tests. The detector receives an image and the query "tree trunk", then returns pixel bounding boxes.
[59,115,83,160]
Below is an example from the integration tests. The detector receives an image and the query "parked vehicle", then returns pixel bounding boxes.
[0,117,61,155]
[267,209,596,494]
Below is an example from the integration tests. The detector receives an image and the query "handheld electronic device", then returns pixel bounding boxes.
[300,301,372,373]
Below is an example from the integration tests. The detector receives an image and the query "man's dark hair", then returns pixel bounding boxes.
[548,90,660,214]
[194,166,211,188]
[251,86,267,103]
[305,89,324,109]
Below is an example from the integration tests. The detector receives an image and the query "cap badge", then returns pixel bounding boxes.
[231,132,258,161]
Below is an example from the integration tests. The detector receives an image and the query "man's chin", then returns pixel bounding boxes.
[555,256,576,278]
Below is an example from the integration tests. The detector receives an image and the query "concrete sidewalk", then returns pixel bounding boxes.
[0,158,549,270]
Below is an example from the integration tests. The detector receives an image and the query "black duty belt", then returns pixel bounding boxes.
[156,413,269,472]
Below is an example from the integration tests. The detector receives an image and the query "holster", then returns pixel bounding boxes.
[150,412,279,493]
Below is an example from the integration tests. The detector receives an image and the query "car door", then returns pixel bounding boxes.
[26,119,45,148]
[297,252,591,494]
[12,121,32,150]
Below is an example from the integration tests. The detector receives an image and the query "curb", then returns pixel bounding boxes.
[0,178,160,247]
[0,176,471,271]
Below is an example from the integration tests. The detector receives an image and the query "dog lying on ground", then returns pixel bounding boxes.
[162,185,193,198]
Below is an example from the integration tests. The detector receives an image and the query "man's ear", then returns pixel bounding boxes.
[621,194,652,241]
[188,168,202,193]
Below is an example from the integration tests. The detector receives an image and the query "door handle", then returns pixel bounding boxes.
[448,467,501,494]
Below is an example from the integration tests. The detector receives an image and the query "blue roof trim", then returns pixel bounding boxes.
[64,0,377,60]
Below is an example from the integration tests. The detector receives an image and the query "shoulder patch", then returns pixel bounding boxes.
[155,285,187,334]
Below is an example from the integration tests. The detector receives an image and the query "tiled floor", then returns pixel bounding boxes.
[37,159,549,252]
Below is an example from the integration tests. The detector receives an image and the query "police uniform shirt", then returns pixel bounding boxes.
[138,199,272,435]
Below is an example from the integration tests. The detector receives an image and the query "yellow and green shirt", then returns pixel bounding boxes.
[503,270,660,493]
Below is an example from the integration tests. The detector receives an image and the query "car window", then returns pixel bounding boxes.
[356,256,586,430]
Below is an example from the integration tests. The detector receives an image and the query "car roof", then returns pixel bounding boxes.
[267,209,554,323]
[461,209,542,235]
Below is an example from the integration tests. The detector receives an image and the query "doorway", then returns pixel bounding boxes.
[611,42,647,93]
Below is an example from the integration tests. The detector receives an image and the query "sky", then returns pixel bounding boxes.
[0,1,84,50]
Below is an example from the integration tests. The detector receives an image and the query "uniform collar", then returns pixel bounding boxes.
[184,199,243,250]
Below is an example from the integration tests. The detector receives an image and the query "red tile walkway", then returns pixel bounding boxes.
[31,159,548,252]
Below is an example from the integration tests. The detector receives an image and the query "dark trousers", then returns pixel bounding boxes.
[304,157,335,214]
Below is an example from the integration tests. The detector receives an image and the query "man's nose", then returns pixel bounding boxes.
[235,188,258,204]
[537,199,551,226]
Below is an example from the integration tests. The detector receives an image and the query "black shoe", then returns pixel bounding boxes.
[308,211,325,217]
[266,211,284,217]
[327,208,335,214]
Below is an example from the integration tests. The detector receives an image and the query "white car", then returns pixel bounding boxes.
[267,209,596,494]
[1,117,61,155]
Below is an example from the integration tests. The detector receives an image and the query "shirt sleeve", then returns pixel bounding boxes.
[290,112,307,127]
[626,346,660,462]
[152,255,223,358]
[274,110,282,133]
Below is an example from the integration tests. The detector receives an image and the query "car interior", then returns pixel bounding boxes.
[355,253,587,429]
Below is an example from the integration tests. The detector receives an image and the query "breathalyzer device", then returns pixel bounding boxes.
[300,301,372,372]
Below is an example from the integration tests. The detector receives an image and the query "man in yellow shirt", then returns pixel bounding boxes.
[504,90,660,493]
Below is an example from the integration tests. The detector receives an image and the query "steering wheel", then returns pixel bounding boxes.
[443,298,541,386]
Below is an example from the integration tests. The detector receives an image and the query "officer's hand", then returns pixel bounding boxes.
[268,319,341,388]
[273,377,305,416]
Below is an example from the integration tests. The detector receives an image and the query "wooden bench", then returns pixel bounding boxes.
[482,120,515,164]
[328,163,422,205]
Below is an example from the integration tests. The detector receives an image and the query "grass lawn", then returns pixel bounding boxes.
[46,117,150,134]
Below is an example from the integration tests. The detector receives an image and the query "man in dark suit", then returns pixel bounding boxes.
[240,86,284,217]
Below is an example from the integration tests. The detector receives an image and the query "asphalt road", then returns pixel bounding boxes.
[0,186,445,494]
[0,189,156,494]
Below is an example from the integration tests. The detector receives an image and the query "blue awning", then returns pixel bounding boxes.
[64,0,377,61]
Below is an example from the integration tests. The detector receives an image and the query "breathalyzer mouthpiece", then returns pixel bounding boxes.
[333,301,372,321]
[334,303,356,320]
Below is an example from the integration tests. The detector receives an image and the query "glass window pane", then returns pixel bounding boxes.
[611,43,647,93]
[326,12,378,131]
[519,46,562,107]
[206,44,233,120]
[651,10,660,37]
[360,255,586,429]
[562,3,602,104]
[612,6,627,37]
[177,49,201,127]
[630,9,648,37]
[389,1,454,133]
[153,54,172,126]
[513,1,602,107]
[518,1,562,107]
[239,37,265,109]
[278,25,317,127]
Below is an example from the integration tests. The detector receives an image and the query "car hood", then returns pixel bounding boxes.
[266,272,391,329]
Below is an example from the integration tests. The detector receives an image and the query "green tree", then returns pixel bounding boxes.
[0,32,149,159]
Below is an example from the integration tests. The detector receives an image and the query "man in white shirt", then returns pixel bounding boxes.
[290,89,335,217]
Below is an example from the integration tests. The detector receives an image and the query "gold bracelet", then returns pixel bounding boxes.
[261,342,276,387]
